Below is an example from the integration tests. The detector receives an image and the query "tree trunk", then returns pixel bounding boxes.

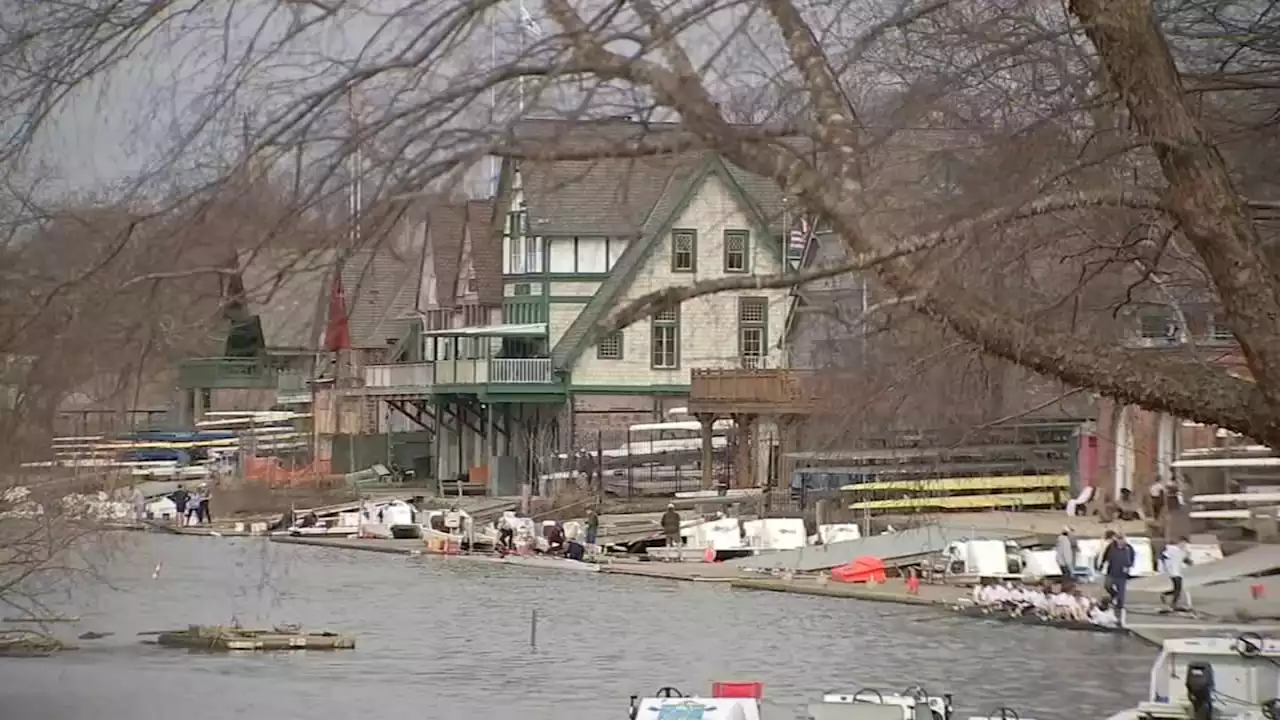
[1069,0,1280,414]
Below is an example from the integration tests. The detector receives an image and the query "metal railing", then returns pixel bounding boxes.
[488,358,552,384]
[359,358,553,389]
[178,358,278,389]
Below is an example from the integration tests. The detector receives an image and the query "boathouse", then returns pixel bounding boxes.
[178,118,819,490]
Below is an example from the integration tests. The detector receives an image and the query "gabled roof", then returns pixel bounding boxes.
[512,118,799,237]
[417,202,466,309]
[238,248,336,352]
[549,153,783,370]
[340,245,421,349]
[464,198,501,305]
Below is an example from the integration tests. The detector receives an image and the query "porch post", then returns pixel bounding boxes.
[698,413,716,490]
[486,401,495,496]
[432,398,444,496]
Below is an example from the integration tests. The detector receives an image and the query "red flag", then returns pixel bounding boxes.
[325,270,352,352]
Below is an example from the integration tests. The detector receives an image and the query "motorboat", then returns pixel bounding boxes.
[1106,635,1280,720]
[628,682,988,720]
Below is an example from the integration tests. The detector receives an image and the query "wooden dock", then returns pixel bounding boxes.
[153,625,355,651]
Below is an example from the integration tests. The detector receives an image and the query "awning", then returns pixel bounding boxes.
[422,323,546,338]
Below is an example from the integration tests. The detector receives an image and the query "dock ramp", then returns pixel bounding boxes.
[726,524,1030,573]
[1129,544,1280,592]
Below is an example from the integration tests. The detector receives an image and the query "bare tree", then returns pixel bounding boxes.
[4,0,1280,452]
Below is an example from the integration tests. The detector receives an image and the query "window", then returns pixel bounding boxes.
[671,230,696,272]
[466,276,478,294]
[513,283,531,296]
[597,331,623,360]
[739,297,768,368]
[1138,309,1180,339]
[724,230,748,273]
[651,307,680,369]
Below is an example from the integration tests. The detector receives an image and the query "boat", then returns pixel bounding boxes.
[1106,634,1280,720]
[152,625,355,651]
[947,604,1125,634]
[628,681,1007,720]
[495,554,600,572]
[647,518,863,563]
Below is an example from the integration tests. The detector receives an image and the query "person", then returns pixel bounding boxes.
[1100,532,1135,623]
[170,485,189,523]
[1161,536,1193,610]
[186,488,204,526]
[1089,596,1119,628]
[1055,526,1078,581]
[198,483,212,524]
[660,503,681,559]
[546,522,566,555]
[1116,488,1143,521]
[497,513,516,551]
[131,486,147,522]
[585,508,600,547]
[1149,481,1167,522]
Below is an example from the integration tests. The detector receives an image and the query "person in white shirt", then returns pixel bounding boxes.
[1046,584,1077,620]
[1161,537,1192,610]
[1089,597,1119,627]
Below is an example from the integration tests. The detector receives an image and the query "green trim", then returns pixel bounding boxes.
[548,296,592,304]
[723,229,749,273]
[738,296,768,366]
[650,305,680,370]
[569,384,691,395]
[507,273,609,282]
[551,155,716,369]
[671,228,697,273]
[711,154,783,266]
[502,297,546,324]
[596,330,624,360]
[552,153,785,371]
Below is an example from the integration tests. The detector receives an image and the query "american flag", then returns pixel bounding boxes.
[788,216,812,254]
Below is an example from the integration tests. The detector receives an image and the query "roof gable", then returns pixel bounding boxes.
[550,154,780,369]
[415,203,465,309]
[340,247,420,349]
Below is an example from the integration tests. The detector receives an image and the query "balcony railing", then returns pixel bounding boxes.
[489,358,553,384]
[435,358,554,385]
[178,358,279,390]
[359,358,555,391]
[362,362,435,393]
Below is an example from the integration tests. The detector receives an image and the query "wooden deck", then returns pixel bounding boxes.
[688,368,823,415]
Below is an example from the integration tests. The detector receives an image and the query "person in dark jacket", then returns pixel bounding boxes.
[169,485,189,523]
[1099,532,1136,621]
[660,504,682,560]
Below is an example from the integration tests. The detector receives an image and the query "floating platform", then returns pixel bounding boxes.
[153,625,355,651]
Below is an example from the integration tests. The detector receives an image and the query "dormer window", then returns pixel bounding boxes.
[1208,314,1234,343]
[1137,307,1183,341]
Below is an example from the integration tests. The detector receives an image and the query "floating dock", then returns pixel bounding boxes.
[153,626,355,651]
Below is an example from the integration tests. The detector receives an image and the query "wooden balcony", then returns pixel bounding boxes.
[689,368,822,416]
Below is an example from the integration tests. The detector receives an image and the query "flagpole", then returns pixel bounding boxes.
[518,0,527,116]
[490,8,500,197]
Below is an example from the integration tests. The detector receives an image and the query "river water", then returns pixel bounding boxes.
[0,534,1154,720]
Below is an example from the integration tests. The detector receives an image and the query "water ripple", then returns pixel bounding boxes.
[0,535,1152,720]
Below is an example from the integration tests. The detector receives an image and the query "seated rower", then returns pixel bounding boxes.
[1046,583,1078,620]
[1089,597,1118,627]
